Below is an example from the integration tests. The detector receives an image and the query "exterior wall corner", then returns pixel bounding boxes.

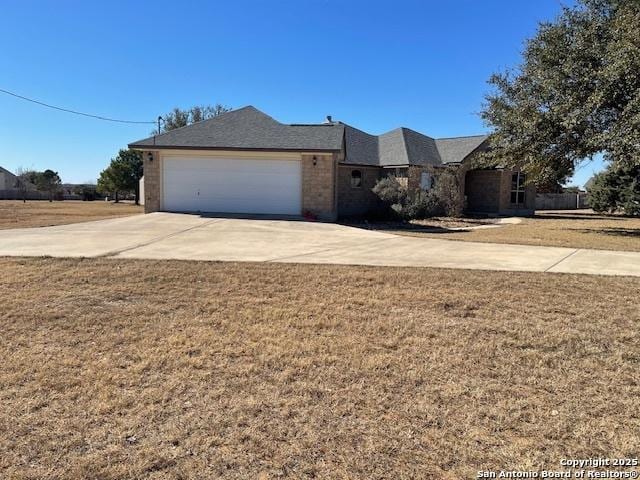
[301,153,336,220]
[142,150,160,213]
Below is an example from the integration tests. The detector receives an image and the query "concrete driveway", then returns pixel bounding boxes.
[0,212,639,276]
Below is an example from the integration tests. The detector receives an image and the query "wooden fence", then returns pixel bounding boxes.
[535,193,589,210]
[0,189,50,200]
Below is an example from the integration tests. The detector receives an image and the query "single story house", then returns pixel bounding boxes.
[129,106,535,220]
[0,166,41,200]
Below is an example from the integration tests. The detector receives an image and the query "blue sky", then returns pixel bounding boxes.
[0,0,603,186]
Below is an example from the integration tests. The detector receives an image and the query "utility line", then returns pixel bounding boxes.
[0,87,156,124]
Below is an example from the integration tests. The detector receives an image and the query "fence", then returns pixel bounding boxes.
[535,192,589,210]
[0,190,87,201]
[0,189,50,200]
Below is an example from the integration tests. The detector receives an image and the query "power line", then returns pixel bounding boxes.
[0,87,156,124]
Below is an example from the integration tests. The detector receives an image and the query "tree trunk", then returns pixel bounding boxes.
[115,191,119,203]
[134,182,140,205]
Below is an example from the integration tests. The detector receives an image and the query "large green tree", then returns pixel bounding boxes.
[97,149,143,204]
[35,169,62,202]
[481,0,640,186]
[157,104,231,133]
[588,162,640,215]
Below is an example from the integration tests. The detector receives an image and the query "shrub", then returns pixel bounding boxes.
[406,190,442,219]
[433,169,464,217]
[588,163,640,216]
[371,176,409,219]
[372,175,442,220]
[372,176,407,205]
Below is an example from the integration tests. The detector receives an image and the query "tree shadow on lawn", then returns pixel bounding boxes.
[534,212,628,221]
[572,227,640,237]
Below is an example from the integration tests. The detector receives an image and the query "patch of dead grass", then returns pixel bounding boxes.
[0,200,142,229]
[0,258,638,479]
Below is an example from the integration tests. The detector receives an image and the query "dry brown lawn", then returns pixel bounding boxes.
[0,200,142,229]
[1,258,639,479]
[385,210,640,252]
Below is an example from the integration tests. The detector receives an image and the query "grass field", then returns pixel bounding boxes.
[0,200,142,229]
[384,210,640,252]
[1,258,638,479]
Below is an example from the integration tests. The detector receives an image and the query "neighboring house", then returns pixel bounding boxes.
[60,184,81,200]
[0,166,40,200]
[60,184,99,201]
[129,106,535,220]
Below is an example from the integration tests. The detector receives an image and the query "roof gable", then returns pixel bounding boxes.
[343,125,379,166]
[378,129,409,166]
[129,106,344,152]
[401,128,441,166]
[0,166,18,178]
[372,128,441,167]
[434,135,488,165]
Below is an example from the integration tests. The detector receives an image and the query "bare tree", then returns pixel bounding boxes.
[13,167,36,203]
[433,169,464,217]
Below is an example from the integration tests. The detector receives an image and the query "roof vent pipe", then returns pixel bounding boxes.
[325,115,332,123]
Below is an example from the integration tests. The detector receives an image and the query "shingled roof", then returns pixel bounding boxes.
[347,127,486,167]
[342,125,379,166]
[129,106,344,152]
[129,106,487,165]
[434,135,489,165]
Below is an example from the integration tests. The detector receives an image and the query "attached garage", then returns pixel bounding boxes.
[161,155,302,215]
[130,106,350,220]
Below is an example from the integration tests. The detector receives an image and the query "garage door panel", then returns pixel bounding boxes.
[162,156,302,215]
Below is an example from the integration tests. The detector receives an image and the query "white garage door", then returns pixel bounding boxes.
[162,155,302,215]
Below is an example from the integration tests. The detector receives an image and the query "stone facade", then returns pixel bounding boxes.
[407,166,424,192]
[464,169,501,213]
[386,165,456,200]
[496,168,536,215]
[465,168,535,215]
[142,151,160,213]
[301,153,336,220]
[337,165,382,217]
[138,147,534,219]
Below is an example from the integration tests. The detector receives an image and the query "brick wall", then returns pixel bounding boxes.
[337,165,382,217]
[465,169,501,213]
[142,151,160,213]
[465,168,535,215]
[497,169,535,215]
[384,166,436,193]
[406,165,449,193]
[301,154,336,220]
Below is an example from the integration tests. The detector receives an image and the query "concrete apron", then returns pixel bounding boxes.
[0,212,638,277]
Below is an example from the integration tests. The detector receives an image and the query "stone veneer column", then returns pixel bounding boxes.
[301,153,336,221]
[142,150,160,213]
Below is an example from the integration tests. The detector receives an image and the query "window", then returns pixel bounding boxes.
[510,172,526,205]
[420,171,431,191]
[351,169,362,188]
[391,167,408,178]
[383,167,408,179]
